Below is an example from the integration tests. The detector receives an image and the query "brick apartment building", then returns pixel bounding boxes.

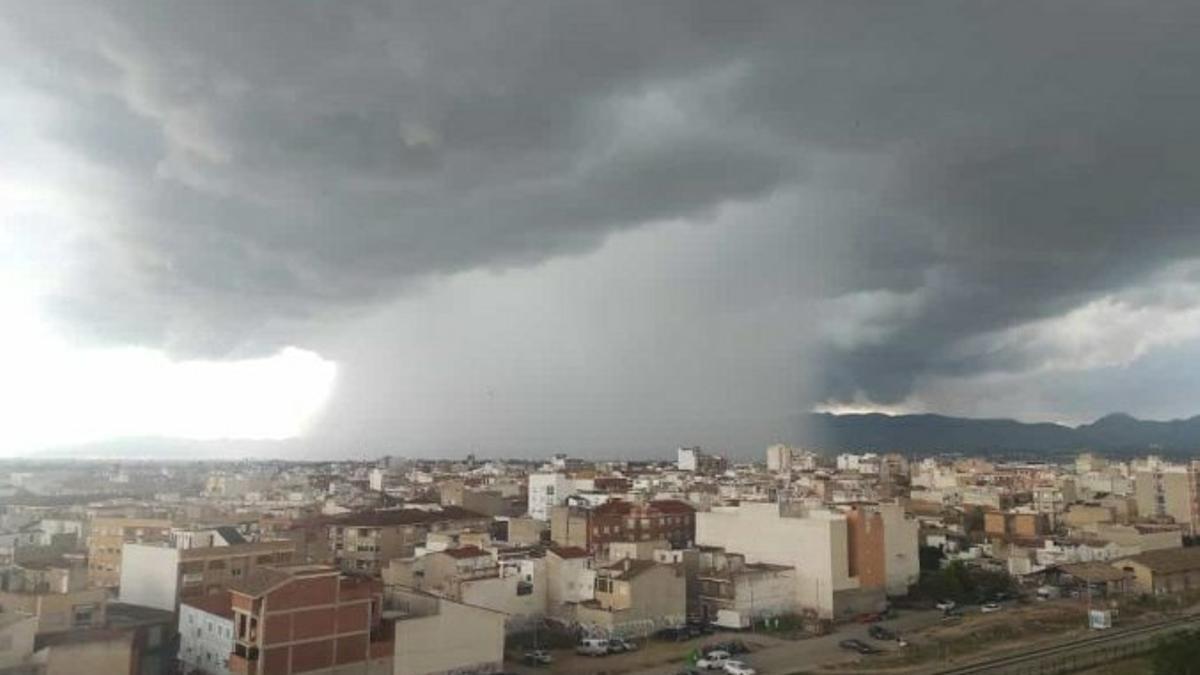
[328,507,490,574]
[551,499,695,554]
[227,564,392,675]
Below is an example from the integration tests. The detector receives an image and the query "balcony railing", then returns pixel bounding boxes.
[228,652,257,674]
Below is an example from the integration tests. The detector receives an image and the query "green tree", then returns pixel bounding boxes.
[1151,629,1200,675]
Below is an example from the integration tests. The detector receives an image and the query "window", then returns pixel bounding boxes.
[73,604,96,627]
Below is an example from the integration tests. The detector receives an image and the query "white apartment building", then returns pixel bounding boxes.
[697,502,858,619]
[677,447,700,472]
[766,445,819,473]
[836,453,879,473]
[528,473,586,521]
[179,593,234,675]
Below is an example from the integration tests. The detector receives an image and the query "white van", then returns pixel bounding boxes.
[576,638,610,656]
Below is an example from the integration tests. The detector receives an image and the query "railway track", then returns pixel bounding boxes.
[930,612,1200,674]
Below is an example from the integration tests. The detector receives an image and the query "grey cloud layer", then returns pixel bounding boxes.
[6,1,1200,412]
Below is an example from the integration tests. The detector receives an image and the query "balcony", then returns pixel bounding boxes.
[230,644,259,673]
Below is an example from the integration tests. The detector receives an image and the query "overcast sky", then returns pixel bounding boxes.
[4,2,1200,457]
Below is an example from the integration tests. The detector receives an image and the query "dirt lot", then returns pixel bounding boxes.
[819,600,1101,673]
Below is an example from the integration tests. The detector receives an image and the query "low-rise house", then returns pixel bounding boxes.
[576,559,685,638]
[1113,547,1200,595]
[1040,563,1131,599]
[545,546,595,616]
[695,550,795,628]
[415,547,547,633]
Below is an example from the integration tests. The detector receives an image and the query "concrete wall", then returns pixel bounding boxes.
[878,503,920,596]
[549,507,588,549]
[458,560,546,633]
[118,544,180,612]
[1063,505,1116,528]
[392,598,505,675]
[844,508,886,591]
[1092,524,1184,553]
[546,554,594,611]
[0,613,36,671]
[505,518,545,547]
[45,632,134,675]
[733,568,796,619]
[607,540,668,562]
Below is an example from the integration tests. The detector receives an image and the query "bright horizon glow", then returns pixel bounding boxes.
[0,290,337,454]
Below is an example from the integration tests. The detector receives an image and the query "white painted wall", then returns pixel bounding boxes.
[393,598,505,675]
[117,544,179,612]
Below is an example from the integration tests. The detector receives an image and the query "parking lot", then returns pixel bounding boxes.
[504,609,948,675]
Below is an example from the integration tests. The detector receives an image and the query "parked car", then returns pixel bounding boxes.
[523,650,553,666]
[697,650,732,670]
[838,639,879,655]
[723,661,757,675]
[703,640,750,656]
[576,638,610,656]
[856,612,884,623]
[657,626,691,642]
[935,599,956,611]
[981,602,1003,613]
[868,625,896,641]
[609,638,638,653]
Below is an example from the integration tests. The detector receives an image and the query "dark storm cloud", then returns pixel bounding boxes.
[6,1,1200,408]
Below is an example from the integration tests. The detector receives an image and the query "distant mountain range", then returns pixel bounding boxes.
[801,412,1200,456]
[22,412,1200,462]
